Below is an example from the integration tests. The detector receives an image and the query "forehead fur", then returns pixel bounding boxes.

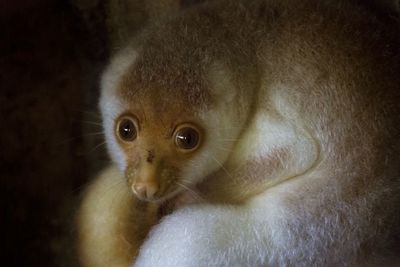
[117,14,217,110]
[118,56,211,111]
[116,1,256,110]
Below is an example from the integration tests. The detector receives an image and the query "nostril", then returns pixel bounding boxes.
[133,183,158,199]
[146,185,157,198]
[133,183,147,198]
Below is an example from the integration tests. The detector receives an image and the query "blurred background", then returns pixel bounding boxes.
[0,0,398,266]
[1,0,109,266]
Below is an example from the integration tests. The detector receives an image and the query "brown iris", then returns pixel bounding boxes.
[174,126,200,150]
[117,116,137,141]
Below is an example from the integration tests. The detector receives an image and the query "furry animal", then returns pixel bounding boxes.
[77,0,400,266]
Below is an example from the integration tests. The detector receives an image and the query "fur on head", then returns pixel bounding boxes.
[99,37,254,202]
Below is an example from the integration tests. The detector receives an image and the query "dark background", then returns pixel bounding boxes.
[1,0,398,266]
[1,0,109,266]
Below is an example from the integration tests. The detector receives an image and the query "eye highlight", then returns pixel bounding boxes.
[174,125,200,151]
[116,116,138,142]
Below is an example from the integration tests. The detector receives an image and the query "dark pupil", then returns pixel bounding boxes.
[177,128,198,149]
[119,120,136,140]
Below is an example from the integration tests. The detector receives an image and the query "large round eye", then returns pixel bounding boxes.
[174,125,200,151]
[117,116,137,141]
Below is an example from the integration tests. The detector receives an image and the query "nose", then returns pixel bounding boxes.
[133,182,158,200]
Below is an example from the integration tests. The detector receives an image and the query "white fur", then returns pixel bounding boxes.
[178,66,247,185]
[133,159,384,267]
[133,172,365,267]
[232,108,320,184]
[100,48,138,171]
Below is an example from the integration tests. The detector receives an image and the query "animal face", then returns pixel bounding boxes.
[113,103,205,201]
[100,50,245,202]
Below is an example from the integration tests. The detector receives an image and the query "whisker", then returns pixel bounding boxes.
[56,137,79,146]
[81,131,105,137]
[209,126,243,130]
[56,131,104,146]
[174,181,204,203]
[89,141,107,152]
[73,168,124,198]
[81,121,103,127]
[211,155,233,179]
[72,179,94,194]
[72,109,102,118]
[218,138,241,141]
[216,146,234,152]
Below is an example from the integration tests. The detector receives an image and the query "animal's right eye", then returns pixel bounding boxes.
[116,116,138,141]
[174,124,201,151]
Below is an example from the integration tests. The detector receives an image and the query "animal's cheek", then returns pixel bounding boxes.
[158,167,179,187]
[124,159,141,184]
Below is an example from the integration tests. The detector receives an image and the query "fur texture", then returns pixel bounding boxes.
[78,0,400,266]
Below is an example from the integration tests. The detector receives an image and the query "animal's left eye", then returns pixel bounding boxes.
[116,116,138,142]
[174,125,200,151]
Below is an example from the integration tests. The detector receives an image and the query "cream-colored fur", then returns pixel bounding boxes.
[77,166,159,267]
[78,0,400,266]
